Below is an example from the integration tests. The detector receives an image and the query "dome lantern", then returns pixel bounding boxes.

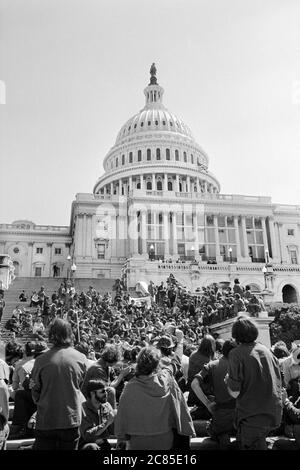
[143,63,165,109]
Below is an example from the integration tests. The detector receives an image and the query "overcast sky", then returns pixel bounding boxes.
[1,0,300,226]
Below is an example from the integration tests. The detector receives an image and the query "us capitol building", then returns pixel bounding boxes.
[1,65,300,303]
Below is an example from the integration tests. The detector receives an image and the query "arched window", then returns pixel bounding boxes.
[147,149,151,161]
[166,148,170,160]
[179,182,182,192]
[175,150,179,161]
[116,157,118,167]
[168,181,173,191]
[137,182,141,189]
[122,154,125,165]
[191,154,194,164]
[156,148,161,160]
[183,151,187,162]
[138,150,142,161]
[146,181,152,190]
[157,180,162,190]
[129,152,133,163]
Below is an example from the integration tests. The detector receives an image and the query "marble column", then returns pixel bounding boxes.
[152,174,155,191]
[164,173,168,191]
[163,211,170,257]
[193,212,199,258]
[110,211,117,257]
[187,176,191,193]
[214,215,222,262]
[28,242,34,277]
[47,243,53,276]
[82,214,87,257]
[175,174,180,192]
[141,210,147,255]
[234,216,242,261]
[261,217,269,260]
[140,175,144,191]
[241,216,250,260]
[128,211,138,256]
[86,215,92,257]
[172,212,178,256]
[268,217,279,261]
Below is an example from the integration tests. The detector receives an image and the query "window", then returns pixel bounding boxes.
[129,152,133,163]
[162,120,166,125]
[147,149,151,161]
[55,248,62,255]
[183,151,187,162]
[122,154,125,165]
[155,120,158,125]
[146,181,152,190]
[138,150,142,161]
[157,180,162,190]
[116,157,118,167]
[288,229,295,236]
[36,248,43,254]
[141,122,144,127]
[13,247,20,254]
[97,244,105,259]
[175,150,179,161]
[168,181,173,191]
[156,148,161,160]
[148,121,151,126]
[35,267,42,277]
[166,148,170,160]
[290,250,298,264]
[191,154,194,164]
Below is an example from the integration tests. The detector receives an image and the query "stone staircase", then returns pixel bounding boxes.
[0,277,116,330]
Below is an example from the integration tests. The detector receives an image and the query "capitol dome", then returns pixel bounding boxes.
[93,64,220,195]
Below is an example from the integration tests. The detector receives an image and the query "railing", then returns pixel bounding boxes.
[0,224,69,232]
[155,260,300,273]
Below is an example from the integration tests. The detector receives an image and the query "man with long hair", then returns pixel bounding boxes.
[31,318,87,450]
[225,314,283,450]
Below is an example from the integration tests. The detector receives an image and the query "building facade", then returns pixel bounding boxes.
[1,66,300,302]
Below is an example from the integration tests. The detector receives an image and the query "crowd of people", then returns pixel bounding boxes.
[0,275,299,451]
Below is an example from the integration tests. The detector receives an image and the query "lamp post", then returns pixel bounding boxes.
[71,262,77,280]
[67,254,71,279]
[149,244,155,261]
[262,265,267,289]
[228,247,233,264]
[191,245,195,262]
[265,249,270,264]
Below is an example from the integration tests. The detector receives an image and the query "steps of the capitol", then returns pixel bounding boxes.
[1,277,116,328]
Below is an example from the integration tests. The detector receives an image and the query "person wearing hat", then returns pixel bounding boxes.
[156,328,184,381]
